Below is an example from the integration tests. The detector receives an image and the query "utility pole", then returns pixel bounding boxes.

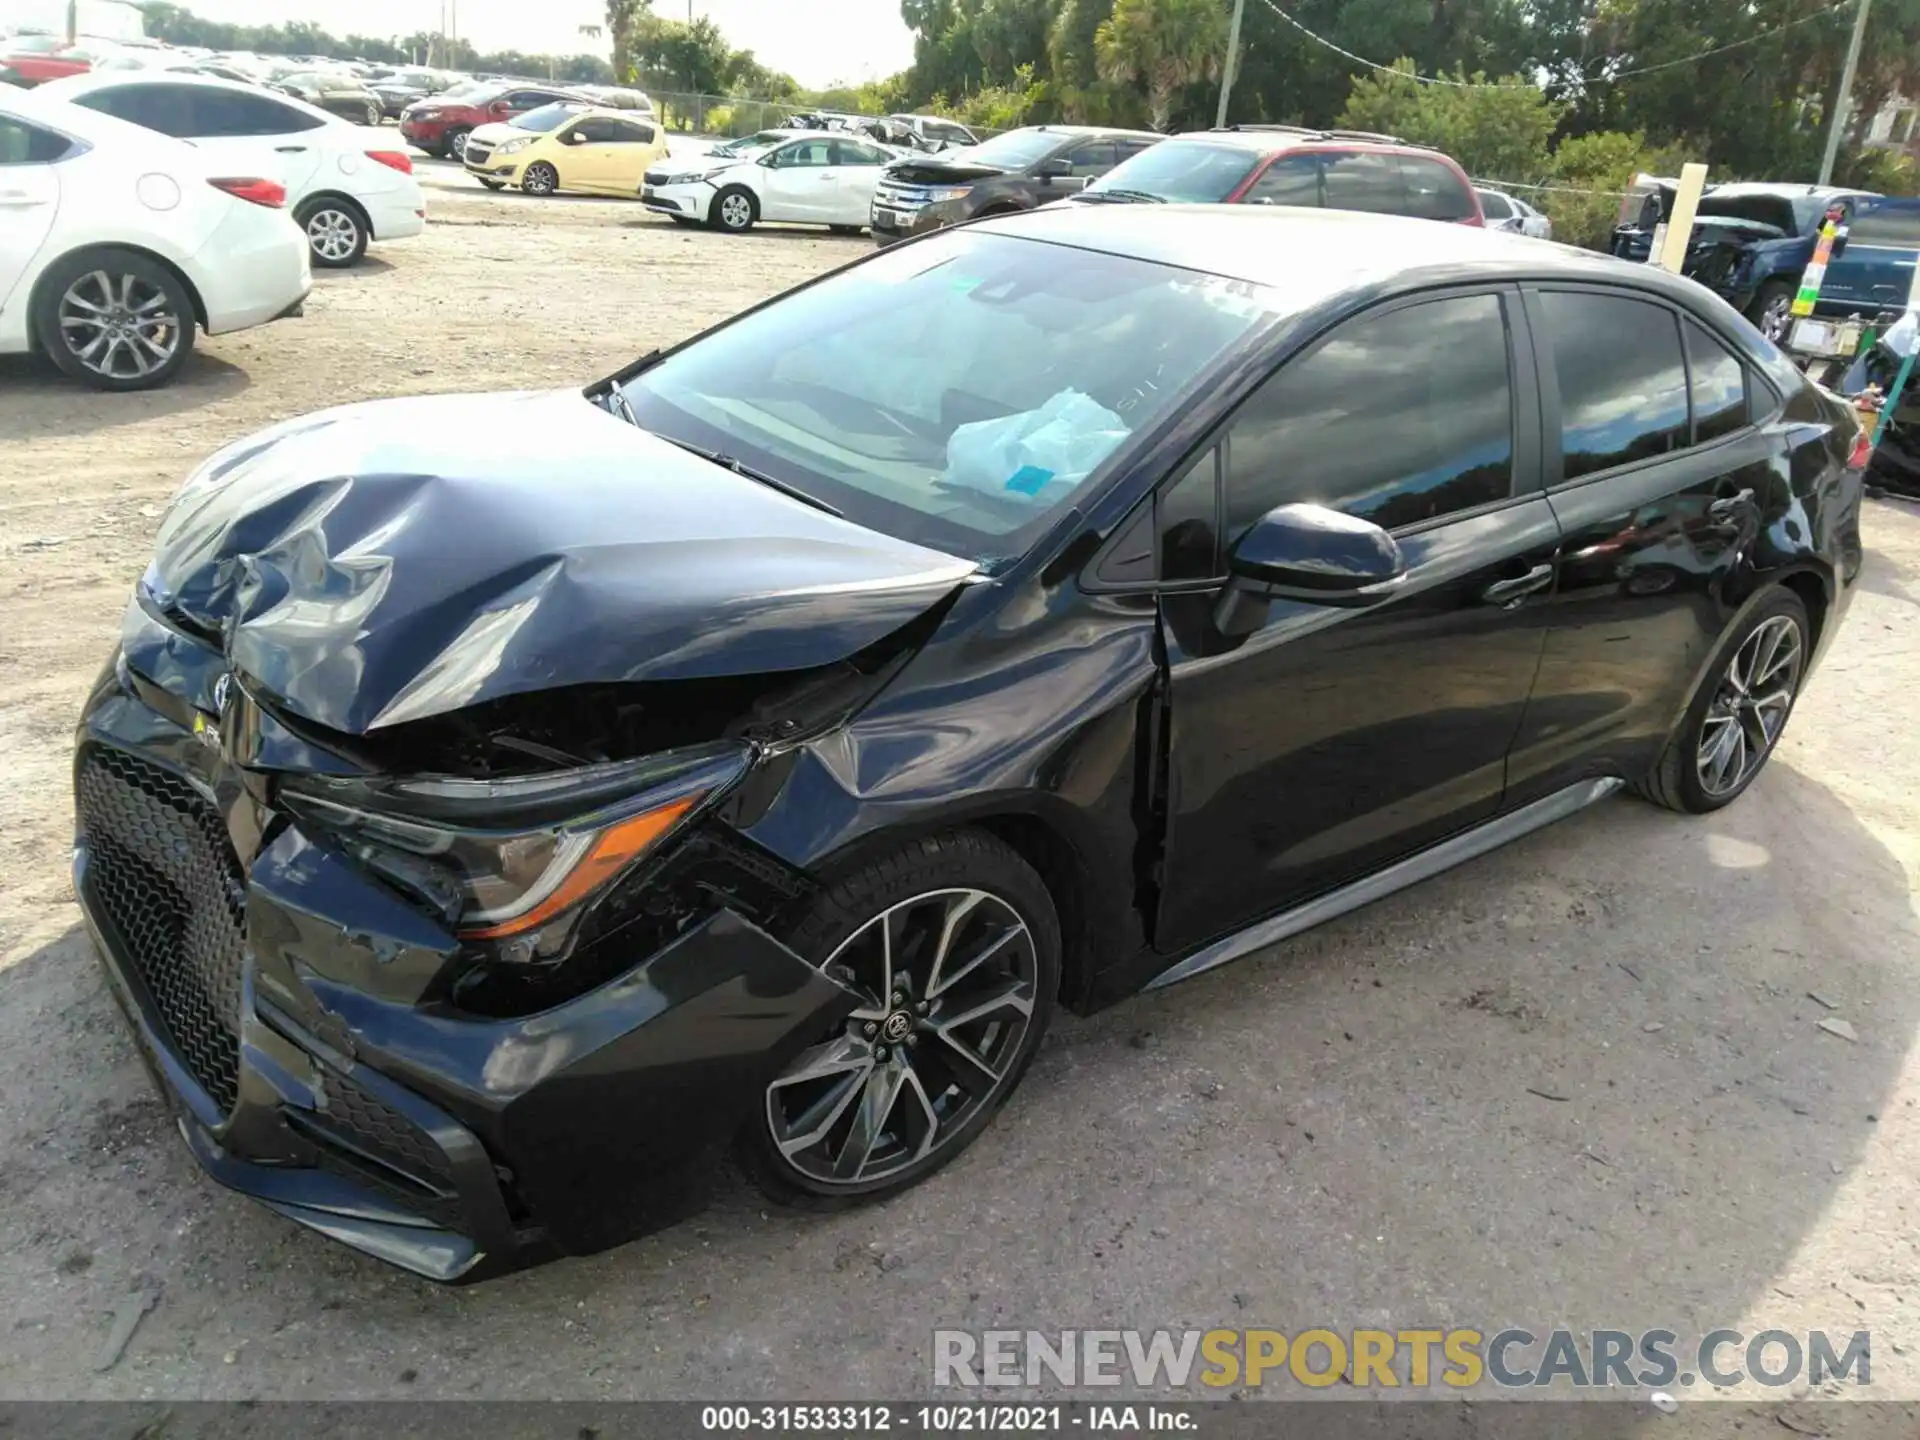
[66,0,77,45]
[1818,0,1872,185]
[1215,0,1246,128]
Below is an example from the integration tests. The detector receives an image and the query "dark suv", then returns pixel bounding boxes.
[871,124,1160,244]
[1069,126,1484,225]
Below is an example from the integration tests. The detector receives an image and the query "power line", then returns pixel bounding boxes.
[1253,0,1853,91]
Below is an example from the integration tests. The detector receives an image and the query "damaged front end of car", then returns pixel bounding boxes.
[72,391,975,1280]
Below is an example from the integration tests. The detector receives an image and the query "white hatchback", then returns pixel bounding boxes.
[35,71,425,269]
[0,87,310,390]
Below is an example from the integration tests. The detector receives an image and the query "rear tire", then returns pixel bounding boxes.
[1634,587,1810,814]
[737,829,1060,1210]
[296,196,369,269]
[828,224,862,236]
[32,247,195,392]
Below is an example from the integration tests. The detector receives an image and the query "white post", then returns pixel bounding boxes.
[1819,0,1873,186]
[1655,163,1711,273]
[1216,0,1246,128]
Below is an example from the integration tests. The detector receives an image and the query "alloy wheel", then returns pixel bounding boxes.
[524,163,557,196]
[720,193,752,230]
[1760,295,1793,343]
[306,208,361,263]
[57,270,181,382]
[765,888,1038,1187]
[1697,613,1803,797]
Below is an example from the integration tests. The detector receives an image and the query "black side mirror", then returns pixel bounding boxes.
[1215,503,1406,633]
[1037,157,1071,180]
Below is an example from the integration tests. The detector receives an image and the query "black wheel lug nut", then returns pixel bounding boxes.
[891,991,906,1007]
[905,1034,918,1048]
[875,1045,889,1061]
[863,1021,879,1039]
[916,1001,929,1015]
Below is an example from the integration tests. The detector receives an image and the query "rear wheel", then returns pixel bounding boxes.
[33,248,195,392]
[521,161,559,197]
[739,830,1059,1208]
[296,197,369,268]
[828,224,863,236]
[1635,587,1810,814]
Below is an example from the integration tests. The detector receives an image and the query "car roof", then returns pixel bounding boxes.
[977,204,1667,297]
[1010,123,1162,141]
[1160,126,1446,157]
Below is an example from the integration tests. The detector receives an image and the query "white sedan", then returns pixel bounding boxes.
[642,133,900,235]
[35,71,425,268]
[0,87,310,390]
[1476,187,1553,241]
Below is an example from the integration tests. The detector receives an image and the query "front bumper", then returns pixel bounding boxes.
[640,180,709,216]
[73,653,857,1282]
[400,118,449,149]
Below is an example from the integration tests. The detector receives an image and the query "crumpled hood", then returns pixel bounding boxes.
[139,390,975,734]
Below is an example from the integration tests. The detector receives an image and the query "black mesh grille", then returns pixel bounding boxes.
[315,1070,453,1189]
[297,1070,465,1229]
[76,746,247,1114]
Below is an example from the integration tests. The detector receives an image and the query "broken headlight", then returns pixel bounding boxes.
[280,741,751,962]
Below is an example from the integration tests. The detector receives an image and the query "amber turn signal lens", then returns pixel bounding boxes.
[458,795,698,940]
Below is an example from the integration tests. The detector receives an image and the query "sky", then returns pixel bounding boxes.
[158,0,917,88]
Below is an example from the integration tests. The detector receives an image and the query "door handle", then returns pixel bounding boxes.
[1707,487,1755,520]
[274,145,309,153]
[1481,563,1555,607]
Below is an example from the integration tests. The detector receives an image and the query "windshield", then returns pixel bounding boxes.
[959,128,1061,170]
[7,35,62,53]
[1083,141,1257,203]
[617,231,1280,562]
[511,102,582,132]
[716,129,788,155]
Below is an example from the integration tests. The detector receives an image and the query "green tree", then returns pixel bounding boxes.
[1340,60,1565,181]
[1093,0,1226,131]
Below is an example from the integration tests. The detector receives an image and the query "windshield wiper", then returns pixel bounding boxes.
[650,433,844,518]
[1078,188,1167,205]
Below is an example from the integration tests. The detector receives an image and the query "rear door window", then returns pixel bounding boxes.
[1320,150,1406,214]
[192,89,320,136]
[0,117,73,163]
[1538,290,1690,479]
[1400,156,1477,220]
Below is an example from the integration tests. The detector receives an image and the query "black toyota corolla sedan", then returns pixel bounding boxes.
[75,207,1866,1282]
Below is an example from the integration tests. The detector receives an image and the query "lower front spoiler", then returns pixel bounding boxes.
[81,865,855,1283]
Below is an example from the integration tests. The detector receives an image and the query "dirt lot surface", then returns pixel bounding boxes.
[3,183,1920,1419]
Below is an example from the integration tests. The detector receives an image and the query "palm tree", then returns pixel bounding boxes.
[1095,0,1229,133]
[604,0,648,85]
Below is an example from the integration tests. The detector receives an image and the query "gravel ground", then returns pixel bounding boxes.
[2,186,1919,1415]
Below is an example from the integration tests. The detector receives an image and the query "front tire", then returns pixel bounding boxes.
[363,102,381,126]
[32,247,195,391]
[477,177,506,191]
[739,830,1060,1209]
[296,197,369,268]
[442,128,470,162]
[1635,587,1810,814]
[521,161,559,197]
[711,185,756,233]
